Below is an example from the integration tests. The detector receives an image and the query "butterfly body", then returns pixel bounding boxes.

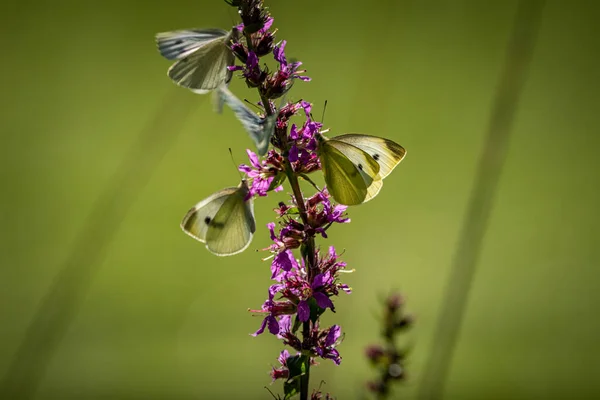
[316,133,406,206]
[181,180,256,256]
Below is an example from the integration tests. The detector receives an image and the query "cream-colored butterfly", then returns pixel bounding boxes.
[156,28,239,94]
[316,133,406,206]
[181,180,256,256]
[214,86,277,156]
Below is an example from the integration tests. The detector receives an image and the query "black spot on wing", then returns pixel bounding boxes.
[358,163,363,170]
[206,215,226,229]
[373,154,380,161]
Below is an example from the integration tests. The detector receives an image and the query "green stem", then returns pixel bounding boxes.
[299,353,310,400]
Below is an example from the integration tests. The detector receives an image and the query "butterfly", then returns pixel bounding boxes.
[215,86,278,156]
[156,28,239,94]
[316,133,406,206]
[181,180,256,256]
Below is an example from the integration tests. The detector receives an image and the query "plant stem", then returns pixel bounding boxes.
[299,353,310,400]
[244,24,315,400]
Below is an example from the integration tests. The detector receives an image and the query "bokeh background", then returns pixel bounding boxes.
[2,0,600,398]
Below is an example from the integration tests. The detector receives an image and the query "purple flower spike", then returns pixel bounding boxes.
[218,0,374,388]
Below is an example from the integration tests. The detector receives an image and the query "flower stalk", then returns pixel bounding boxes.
[228,2,349,398]
[365,292,413,399]
[159,0,408,398]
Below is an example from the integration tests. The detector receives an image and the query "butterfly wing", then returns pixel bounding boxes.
[164,30,236,94]
[181,182,255,256]
[333,134,406,179]
[156,28,230,60]
[319,137,382,205]
[181,186,238,243]
[205,183,256,256]
[217,86,275,155]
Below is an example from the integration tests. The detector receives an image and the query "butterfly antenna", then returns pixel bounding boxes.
[243,98,263,112]
[228,148,243,180]
[321,100,328,125]
[299,173,322,192]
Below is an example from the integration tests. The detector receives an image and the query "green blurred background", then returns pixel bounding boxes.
[2,0,600,398]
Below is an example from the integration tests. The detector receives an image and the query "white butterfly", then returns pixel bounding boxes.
[181,180,256,256]
[215,86,277,156]
[156,28,239,94]
[316,133,406,206]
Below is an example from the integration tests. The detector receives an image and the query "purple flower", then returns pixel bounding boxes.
[277,314,292,338]
[321,190,350,224]
[266,221,303,256]
[278,349,290,365]
[261,41,310,99]
[297,300,310,322]
[239,149,285,199]
[254,18,275,56]
[304,190,350,236]
[315,325,343,365]
[270,348,291,381]
[239,0,272,34]
[252,314,280,336]
[300,100,312,117]
[273,41,310,83]
[273,40,287,64]
[229,41,248,64]
[313,291,334,311]
[284,109,324,174]
[326,325,342,346]
[271,249,297,278]
[250,298,297,337]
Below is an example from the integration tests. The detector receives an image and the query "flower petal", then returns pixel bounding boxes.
[297,300,310,322]
[252,316,269,336]
[314,292,334,311]
[246,149,261,169]
[326,325,342,346]
[268,315,280,335]
[274,40,287,65]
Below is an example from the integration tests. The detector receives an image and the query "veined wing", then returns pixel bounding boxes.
[181,186,238,242]
[205,186,256,256]
[333,134,406,179]
[156,28,229,60]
